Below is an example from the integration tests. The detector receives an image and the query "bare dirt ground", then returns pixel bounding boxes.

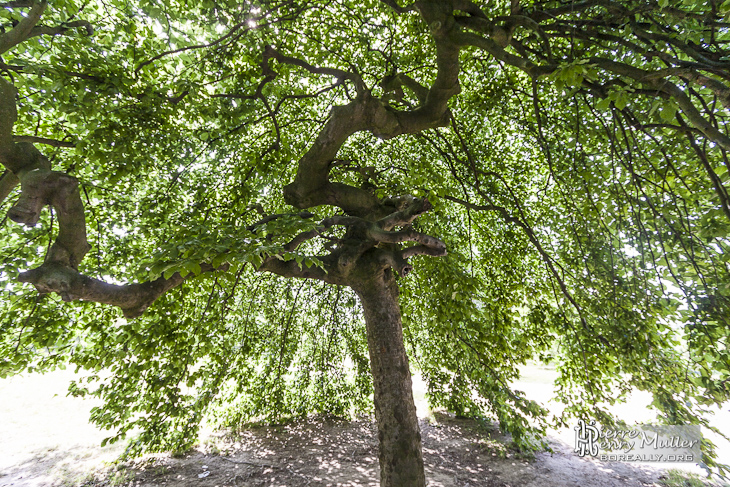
[12,413,715,487]
[1,368,728,487]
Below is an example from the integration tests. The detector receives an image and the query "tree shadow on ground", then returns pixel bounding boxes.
[62,413,712,487]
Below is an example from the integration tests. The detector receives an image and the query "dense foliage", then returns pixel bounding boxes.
[1,0,729,478]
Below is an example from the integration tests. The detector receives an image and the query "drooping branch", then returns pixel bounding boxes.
[678,115,730,222]
[590,57,730,152]
[449,0,730,157]
[136,15,261,73]
[279,215,358,252]
[443,194,589,327]
[454,13,730,159]
[7,159,229,317]
[246,210,315,232]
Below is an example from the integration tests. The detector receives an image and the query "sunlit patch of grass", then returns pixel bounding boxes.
[659,469,724,487]
[105,466,135,487]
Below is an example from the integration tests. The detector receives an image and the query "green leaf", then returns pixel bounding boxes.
[596,97,612,111]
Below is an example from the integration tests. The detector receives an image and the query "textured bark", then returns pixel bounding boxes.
[353,259,426,487]
[1,69,212,315]
[0,0,46,56]
[0,77,18,148]
[257,4,461,484]
[10,166,90,268]
[0,170,19,206]
[19,262,227,318]
[2,6,451,482]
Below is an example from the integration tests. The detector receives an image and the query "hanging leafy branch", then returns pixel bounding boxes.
[1,0,729,481]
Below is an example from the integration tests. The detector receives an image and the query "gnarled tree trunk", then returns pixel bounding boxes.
[1,2,458,485]
[353,261,425,487]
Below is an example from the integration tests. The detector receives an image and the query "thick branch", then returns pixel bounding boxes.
[28,20,93,39]
[0,75,90,269]
[282,94,384,215]
[18,263,227,319]
[369,227,446,252]
[263,45,364,92]
[453,0,487,19]
[453,30,555,78]
[1,141,89,269]
[258,254,342,284]
[0,77,17,147]
[283,210,445,252]
[379,250,414,277]
[676,71,730,109]
[282,4,463,216]
[13,135,76,148]
[280,215,360,252]
[384,74,429,104]
[261,200,446,283]
[0,140,47,174]
[0,1,35,7]
[0,0,46,55]
[0,170,19,206]
[401,244,447,259]
[377,196,433,230]
[11,168,90,268]
[379,0,416,14]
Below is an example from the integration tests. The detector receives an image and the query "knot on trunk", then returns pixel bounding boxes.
[19,263,79,295]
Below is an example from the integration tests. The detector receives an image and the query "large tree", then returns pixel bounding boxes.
[1,0,729,484]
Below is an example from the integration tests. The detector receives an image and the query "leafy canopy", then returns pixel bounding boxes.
[0,0,729,472]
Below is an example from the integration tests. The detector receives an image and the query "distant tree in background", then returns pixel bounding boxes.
[1,0,729,484]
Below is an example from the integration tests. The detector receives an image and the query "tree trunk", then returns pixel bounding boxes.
[353,268,426,487]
